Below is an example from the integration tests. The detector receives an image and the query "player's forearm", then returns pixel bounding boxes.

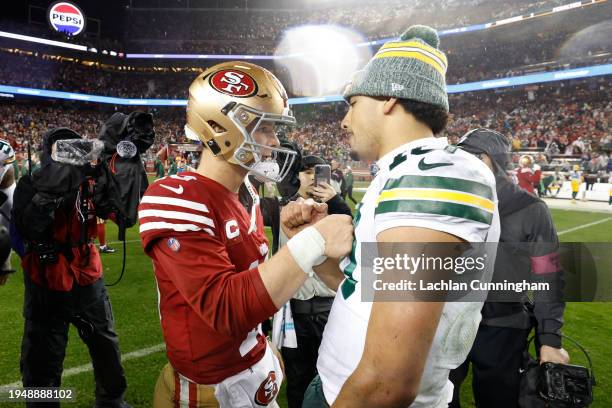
[258,246,309,308]
[313,257,344,290]
[260,223,332,307]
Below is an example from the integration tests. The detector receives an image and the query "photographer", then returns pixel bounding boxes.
[450,128,568,408]
[12,112,154,408]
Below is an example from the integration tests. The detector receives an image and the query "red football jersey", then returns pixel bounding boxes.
[139,172,277,384]
[517,167,537,194]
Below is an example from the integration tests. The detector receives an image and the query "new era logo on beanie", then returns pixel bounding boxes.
[343,25,449,112]
[391,83,405,92]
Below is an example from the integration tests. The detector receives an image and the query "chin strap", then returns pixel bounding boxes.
[243,175,260,234]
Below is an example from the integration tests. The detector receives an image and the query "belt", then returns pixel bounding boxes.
[290,296,334,315]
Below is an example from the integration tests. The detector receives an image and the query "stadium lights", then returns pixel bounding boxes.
[0,30,87,51]
[274,25,371,96]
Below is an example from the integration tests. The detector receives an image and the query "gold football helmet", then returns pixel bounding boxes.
[519,155,534,168]
[185,61,297,182]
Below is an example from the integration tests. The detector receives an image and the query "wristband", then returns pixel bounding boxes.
[286,226,327,277]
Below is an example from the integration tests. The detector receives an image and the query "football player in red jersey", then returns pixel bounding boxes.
[139,61,353,408]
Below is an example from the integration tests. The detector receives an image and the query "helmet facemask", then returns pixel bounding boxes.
[226,103,297,183]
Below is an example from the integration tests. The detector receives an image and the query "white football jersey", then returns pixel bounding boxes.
[317,136,500,407]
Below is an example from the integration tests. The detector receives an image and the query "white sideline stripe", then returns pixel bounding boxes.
[139,209,215,228]
[107,239,141,245]
[141,195,209,213]
[0,343,166,389]
[557,217,612,236]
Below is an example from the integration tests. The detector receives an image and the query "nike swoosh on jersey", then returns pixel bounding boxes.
[411,146,434,155]
[417,158,454,171]
[159,184,184,194]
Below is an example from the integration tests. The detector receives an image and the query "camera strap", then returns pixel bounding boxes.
[78,181,90,246]
[105,228,126,287]
[527,332,596,386]
[27,132,32,177]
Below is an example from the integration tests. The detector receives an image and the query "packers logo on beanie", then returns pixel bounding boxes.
[344,25,449,112]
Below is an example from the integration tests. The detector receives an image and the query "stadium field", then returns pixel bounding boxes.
[0,190,610,407]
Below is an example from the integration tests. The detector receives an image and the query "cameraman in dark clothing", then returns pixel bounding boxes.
[449,129,569,408]
[12,112,154,408]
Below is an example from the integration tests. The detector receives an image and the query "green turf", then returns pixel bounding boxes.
[0,190,610,407]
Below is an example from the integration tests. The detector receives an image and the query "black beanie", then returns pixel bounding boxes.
[457,128,510,170]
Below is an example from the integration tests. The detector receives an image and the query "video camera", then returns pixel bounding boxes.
[539,361,593,407]
[520,333,595,408]
[93,111,155,230]
[13,111,155,254]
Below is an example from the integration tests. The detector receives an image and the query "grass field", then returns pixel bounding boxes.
[0,189,611,407]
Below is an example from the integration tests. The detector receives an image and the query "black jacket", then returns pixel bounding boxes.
[482,180,565,348]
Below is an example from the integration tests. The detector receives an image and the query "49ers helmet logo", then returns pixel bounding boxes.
[254,371,278,405]
[210,70,258,98]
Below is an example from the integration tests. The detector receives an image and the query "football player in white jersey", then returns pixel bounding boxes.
[292,25,501,408]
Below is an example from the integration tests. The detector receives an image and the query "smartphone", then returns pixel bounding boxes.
[314,164,331,187]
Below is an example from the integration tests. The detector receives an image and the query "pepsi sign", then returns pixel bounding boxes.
[47,2,86,37]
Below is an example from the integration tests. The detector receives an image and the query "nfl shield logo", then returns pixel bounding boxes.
[167,237,181,252]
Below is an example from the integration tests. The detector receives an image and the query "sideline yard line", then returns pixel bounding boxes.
[0,343,165,389]
[557,216,612,236]
[107,239,141,245]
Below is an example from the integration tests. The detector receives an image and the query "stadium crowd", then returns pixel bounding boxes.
[1,76,609,174]
[1,22,608,100]
[2,0,571,53]
[446,78,610,147]
[0,103,184,165]
[124,0,571,52]
[1,0,605,70]
[0,51,196,99]
[1,0,607,99]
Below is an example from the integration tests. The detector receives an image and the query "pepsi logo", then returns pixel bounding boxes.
[210,70,258,98]
[47,2,86,37]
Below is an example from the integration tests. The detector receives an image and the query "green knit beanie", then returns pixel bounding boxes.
[344,25,449,112]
